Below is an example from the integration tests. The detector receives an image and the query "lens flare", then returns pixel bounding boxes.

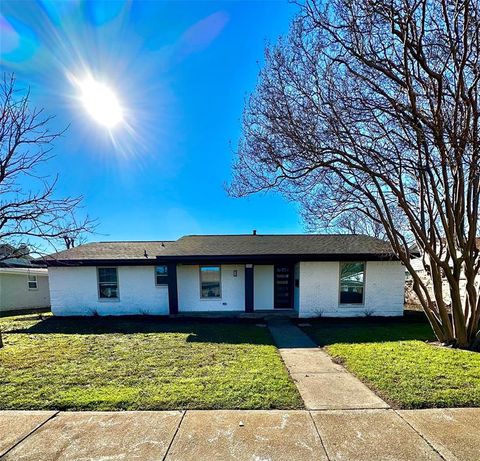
[76,76,123,128]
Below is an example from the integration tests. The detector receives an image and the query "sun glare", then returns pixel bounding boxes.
[77,77,123,128]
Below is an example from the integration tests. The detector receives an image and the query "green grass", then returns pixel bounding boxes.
[0,314,302,411]
[302,319,480,409]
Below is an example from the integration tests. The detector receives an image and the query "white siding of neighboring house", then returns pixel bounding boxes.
[0,268,50,312]
[407,257,480,308]
[49,266,168,316]
[177,264,245,312]
[298,260,404,318]
[253,265,274,310]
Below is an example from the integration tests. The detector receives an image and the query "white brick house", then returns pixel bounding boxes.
[45,234,405,318]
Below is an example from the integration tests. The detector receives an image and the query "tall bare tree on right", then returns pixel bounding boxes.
[230,0,480,348]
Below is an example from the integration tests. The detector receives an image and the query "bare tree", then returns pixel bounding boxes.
[0,74,93,257]
[0,74,93,347]
[60,216,90,249]
[230,0,480,348]
[303,207,390,239]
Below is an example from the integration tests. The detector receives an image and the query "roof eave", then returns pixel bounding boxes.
[45,258,157,267]
[44,253,399,267]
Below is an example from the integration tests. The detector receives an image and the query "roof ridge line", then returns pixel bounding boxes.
[97,240,176,243]
[179,233,375,237]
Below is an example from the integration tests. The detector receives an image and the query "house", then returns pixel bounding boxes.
[405,238,480,309]
[0,244,50,313]
[44,233,405,318]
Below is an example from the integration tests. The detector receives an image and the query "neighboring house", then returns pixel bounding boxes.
[44,233,405,318]
[406,238,480,308]
[0,245,50,313]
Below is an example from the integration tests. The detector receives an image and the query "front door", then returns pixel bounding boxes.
[274,265,293,309]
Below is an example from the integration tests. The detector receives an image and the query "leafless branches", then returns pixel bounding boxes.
[0,73,94,261]
[230,0,480,348]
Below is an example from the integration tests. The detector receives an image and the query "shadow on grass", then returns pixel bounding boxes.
[4,315,273,345]
[300,316,436,346]
[0,307,50,318]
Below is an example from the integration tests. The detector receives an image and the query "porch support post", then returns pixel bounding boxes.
[167,263,178,315]
[245,264,254,313]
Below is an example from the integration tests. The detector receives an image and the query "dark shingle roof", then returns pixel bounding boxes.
[45,234,395,265]
[0,243,43,268]
[45,241,175,262]
[0,257,44,268]
[160,234,394,257]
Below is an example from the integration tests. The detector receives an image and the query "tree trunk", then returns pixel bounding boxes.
[0,330,4,349]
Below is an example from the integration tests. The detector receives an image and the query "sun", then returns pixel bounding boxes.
[77,76,123,128]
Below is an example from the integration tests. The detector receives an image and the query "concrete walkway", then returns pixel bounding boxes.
[1,409,478,460]
[268,319,388,410]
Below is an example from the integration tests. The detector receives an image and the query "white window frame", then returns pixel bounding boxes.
[338,261,366,306]
[27,274,38,290]
[199,265,222,299]
[97,267,120,300]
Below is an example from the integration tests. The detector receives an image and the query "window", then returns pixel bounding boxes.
[98,267,119,299]
[27,274,38,290]
[339,262,365,304]
[200,266,221,298]
[155,265,168,285]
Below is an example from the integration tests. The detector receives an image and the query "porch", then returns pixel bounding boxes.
[167,262,299,315]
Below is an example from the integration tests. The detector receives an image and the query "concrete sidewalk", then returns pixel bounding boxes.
[1,408,478,460]
[268,320,388,410]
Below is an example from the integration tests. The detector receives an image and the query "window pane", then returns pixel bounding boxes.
[99,284,118,299]
[340,288,363,304]
[98,268,117,283]
[98,268,118,298]
[156,266,168,276]
[155,266,168,285]
[340,262,364,304]
[27,275,37,289]
[200,266,220,278]
[200,266,221,298]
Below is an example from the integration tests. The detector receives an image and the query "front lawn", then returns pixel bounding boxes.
[302,318,480,409]
[0,314,302,410]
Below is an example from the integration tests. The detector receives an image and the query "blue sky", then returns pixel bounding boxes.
[1,0,302,242]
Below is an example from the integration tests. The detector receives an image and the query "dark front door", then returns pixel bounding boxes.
[274,265,293,309]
